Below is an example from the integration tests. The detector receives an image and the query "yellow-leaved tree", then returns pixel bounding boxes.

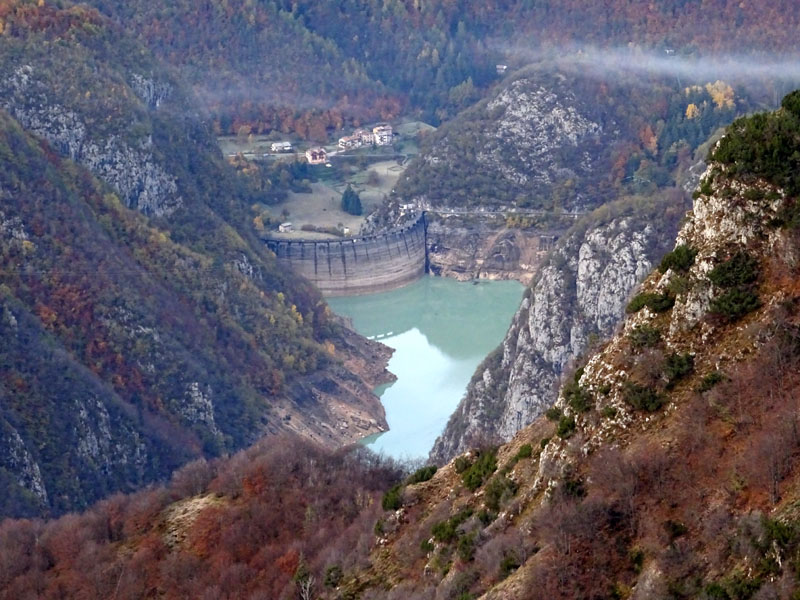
[705,81,735,110]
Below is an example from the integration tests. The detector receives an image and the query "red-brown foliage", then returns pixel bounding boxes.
[0,435,403,600]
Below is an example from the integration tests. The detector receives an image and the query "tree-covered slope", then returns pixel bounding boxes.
[0,1,389,518]
[78,0,800,139]
[389,67,765,214]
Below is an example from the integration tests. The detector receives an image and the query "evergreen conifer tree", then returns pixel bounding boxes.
[341,185,363,215]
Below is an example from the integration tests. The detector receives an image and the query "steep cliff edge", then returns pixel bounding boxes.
[431,191,687,461]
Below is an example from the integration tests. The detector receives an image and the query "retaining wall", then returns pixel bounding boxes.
[266,215,427,296]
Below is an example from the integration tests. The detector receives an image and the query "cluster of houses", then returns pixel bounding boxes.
[303,123,395,165]
[266,123,395,165]
[338,123,393,150]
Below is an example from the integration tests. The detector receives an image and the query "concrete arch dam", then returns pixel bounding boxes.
[266,214,427,296]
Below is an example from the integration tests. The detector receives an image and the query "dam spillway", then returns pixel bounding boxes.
[265,214,428,296]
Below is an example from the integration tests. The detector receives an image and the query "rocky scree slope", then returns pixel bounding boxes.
[431,190,687,462]
[0,3,389,519]
[352,94,800,599]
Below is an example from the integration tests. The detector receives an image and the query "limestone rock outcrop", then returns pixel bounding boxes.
[0,65,183,217]
[431,194,686,462]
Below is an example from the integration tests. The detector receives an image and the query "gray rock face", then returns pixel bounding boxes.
[73,396,149,479]
[129,73,172,110]
[0,65,182,217]
[390,69,618,216]
[431,198,685,462]
[425,213,571,283]
[481,80,602,190]
[180,383,222,439]
[0,422,48,506]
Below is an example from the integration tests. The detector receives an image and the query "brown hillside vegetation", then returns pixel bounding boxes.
[0,436,404,600]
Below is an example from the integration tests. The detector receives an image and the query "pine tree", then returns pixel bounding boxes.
[341,185,362,215]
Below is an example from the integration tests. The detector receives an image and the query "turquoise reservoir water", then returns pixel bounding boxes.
[328,276,523,460]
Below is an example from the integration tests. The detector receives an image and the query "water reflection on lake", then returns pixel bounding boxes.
[328,276,523,460]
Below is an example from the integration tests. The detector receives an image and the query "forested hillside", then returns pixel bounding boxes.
[0,1,389,518]
[392,68,767,213]
[79,0,800,140]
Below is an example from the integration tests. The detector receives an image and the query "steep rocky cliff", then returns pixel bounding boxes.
[431,191,687,462]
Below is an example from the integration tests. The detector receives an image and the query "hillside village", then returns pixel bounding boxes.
[304,123,395,164]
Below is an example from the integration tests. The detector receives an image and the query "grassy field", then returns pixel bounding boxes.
[221,121,435,239]
[270,159,405,238]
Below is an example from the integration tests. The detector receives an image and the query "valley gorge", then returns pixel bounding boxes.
[3,1,800,598]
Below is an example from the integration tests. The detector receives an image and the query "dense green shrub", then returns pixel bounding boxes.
[563,368,593,413]
[562,473,586,498]
[432,508,474,543]
[709,251,759,288]
[710,288,761,321]
[540,437,551,449]
[382,484,403,511]
[341,185,363,215]
[557,414,576,438]
[515,443,533,459]
[629,324,662,349]
[545,406,562,421]
[782,90,800,117]
[699,176,714,196]
[664,352,694,387]
[707,250,760,321]
[454,456,472,474]
[629,547,645,573]
[457,533,476,562]
[664,520,688,540]
[462,449,498,491]
[431,519,458,543]
[698,371,725,392]
[659,244,697,273]
[623,382,665,412]
[667,274,691,296]
[484,475,518,511]
[601,406,618,418]
[324,565,343,588]
[710,93,800,196]
[499,551,521,579]
[406,465,437,485]
[627,291,675,314]
[478,509,497,526]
